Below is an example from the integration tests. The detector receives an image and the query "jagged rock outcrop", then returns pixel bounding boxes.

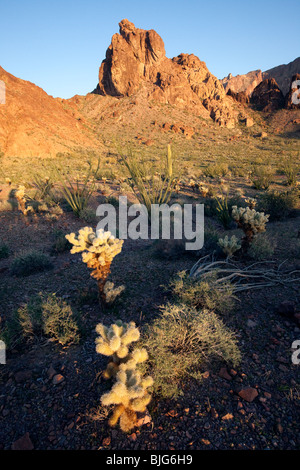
[250,78,285,112]
[94,19,237,128]
[221,70,263,96]
[226,88,250,105]
[284,74,300,109]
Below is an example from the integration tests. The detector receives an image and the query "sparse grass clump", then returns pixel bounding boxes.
[10,250,53,277]
[140,303,241,398]
[0,293,80,348]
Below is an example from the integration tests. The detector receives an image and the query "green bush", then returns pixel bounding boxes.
[0,293,80,348]
[281,156,299,186]
[248,233,276,260]
[169,271,235,315]
[140,303,241,398]
[203,163,229,178]
[10,250,53,276]
[51,230,72,253]
[257,190,299,221]
[251,165,274,190]
[78,207,97,223]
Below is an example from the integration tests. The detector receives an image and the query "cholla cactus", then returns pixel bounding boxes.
[232,205,269,252]
[65,227,124,303]
[95,320,140,375]
[218,235,241,257]
[101,368,153,432]
[96,320,153,432]
[103,281,125,305]
[15,185,34,216]
[199,184,209,197]
[244,197,257,209]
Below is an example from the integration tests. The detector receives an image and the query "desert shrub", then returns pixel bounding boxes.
[281,155,299,186]
[0,293,80,348]
[140,303,241,398]
[0,243,10,259]
[51,230,72,253]
[257,190,299,221]
[78,207,97,223]
[168,271,235,315]
[203,163,229,178]
[202,224,221,254]
[248,233,276,260]
[250,165,274,190]
[10,250,53,277]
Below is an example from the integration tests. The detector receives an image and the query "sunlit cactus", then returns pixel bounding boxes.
[15,185,34,216]
[166,144,173,179]
[96,320,153,432]
[65,227,124,303]
[232,205,269,252]
[101,368,153,432]
[244,197,257,209]
[218,235,241,257]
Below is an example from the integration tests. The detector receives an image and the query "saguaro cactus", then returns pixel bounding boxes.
[66,227,124,304]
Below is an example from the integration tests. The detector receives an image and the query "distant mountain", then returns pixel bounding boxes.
[221,57,300,96]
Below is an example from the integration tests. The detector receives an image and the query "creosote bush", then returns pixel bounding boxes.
[95,320,153,432]
[257,189,299,221]
[168,271,235,315]
[10,250,53,277]
[0,293,80,348]
[140,303,241,398]
[250,165,273,190]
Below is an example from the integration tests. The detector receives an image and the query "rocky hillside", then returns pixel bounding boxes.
[93,19,239,128]
[0,67,101,157]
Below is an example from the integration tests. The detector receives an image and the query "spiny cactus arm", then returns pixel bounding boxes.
[130,393,152,412]
[121,325,140,346]
[95,338,115,356]
[101,382,130,407]
[108,404,125,427]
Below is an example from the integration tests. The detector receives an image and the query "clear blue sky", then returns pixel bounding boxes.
[1,0,299,98]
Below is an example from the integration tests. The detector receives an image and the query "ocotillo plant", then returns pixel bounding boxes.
[66,227,124,304]
[95,320,153,432]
